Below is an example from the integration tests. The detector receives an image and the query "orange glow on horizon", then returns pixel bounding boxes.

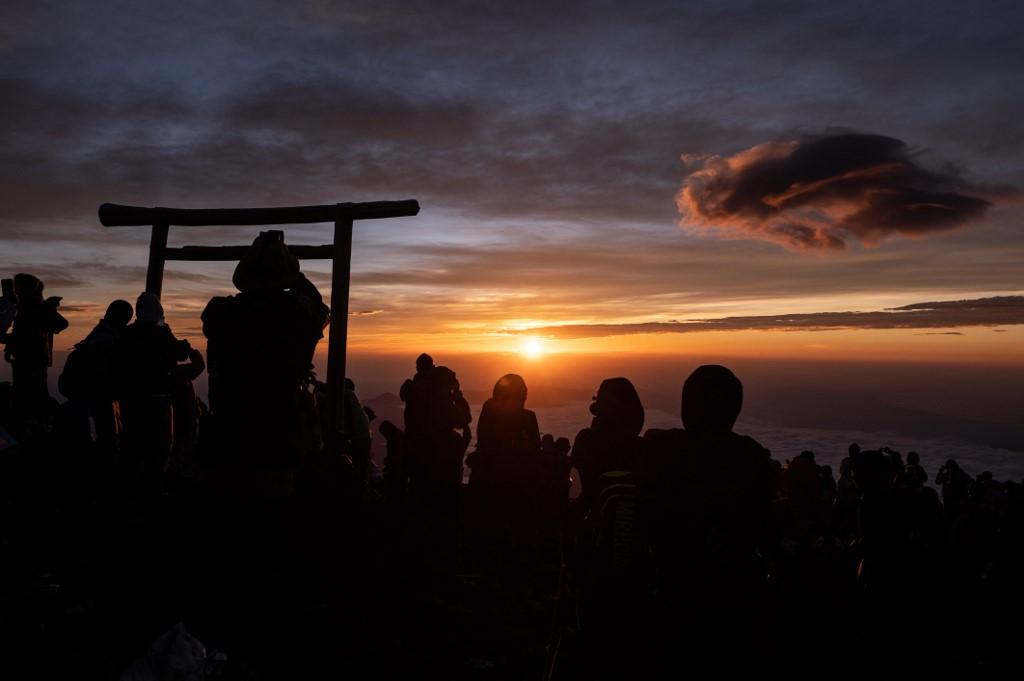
[43,289,1024,369]
[521,336,544,358]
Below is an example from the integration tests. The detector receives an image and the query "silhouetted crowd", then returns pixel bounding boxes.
[2,238,1023,679]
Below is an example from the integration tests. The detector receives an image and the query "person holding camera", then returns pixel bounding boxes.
[2,273,69,426]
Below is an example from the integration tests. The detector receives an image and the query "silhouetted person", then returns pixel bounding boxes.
[786,450,821,505]
[114,292,190,493]
[2,273,68,425]
[818,463,837,505]
[880,446,905,484]
[569,377,646,515]
[399,352,434,440]
[467,374,541,570]
[468,374,541,489]
[854,451,932,586]
[201,231,328,500]
[936,459,971,516]
[61,299,133,454]
[401,364,470,568]
[640,364,774,676]
[406,365,471,504]
[904,450,927,486]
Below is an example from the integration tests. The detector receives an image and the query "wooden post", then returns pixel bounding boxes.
[145,222,169,297]
[326,208,354,435]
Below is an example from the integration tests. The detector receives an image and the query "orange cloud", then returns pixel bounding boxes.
[677,133,992,250]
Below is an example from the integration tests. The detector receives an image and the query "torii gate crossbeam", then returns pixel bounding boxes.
[98,200,419,434]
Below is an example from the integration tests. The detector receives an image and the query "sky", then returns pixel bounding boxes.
[2,0,1023,374]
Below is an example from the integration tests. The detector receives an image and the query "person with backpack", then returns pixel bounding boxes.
[60,299,133,454]
[402,363,471,551]
[570,377,646,515]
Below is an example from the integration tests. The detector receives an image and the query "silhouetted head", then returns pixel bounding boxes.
[681,365,742,435]
[432,366,459,391]
[541,433,555,448]
[416,353,434,373]
[104,300,133,328]
[849,443,861,457]
[907,451,920,466]
[944,458,958,470]
[851,449,892,493]
[135,292,164,324]
[555,437,571,454]
[345,377,356,391]
[590,377,644,437]
[799,450,816,461]
[492,373,527,410]
[13,273,43,302]
[232,230,300,292]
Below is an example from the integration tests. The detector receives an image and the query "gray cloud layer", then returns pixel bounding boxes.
[514,296,1024,339]
[2,0,1023,330]
[2,1,1022,237]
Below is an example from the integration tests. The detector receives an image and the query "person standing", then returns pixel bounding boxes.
[2,273,68,426]
[201,230,328,500]
[60,299,133,454]
[114,292,190,493]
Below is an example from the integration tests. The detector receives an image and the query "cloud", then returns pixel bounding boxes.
[350,309,384,317]
[677,133,993,250]
[513,296,1024,339]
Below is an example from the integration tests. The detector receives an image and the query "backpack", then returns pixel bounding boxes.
[58,341,96,401]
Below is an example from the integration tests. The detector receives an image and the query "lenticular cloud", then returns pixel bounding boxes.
[676,133,990,250]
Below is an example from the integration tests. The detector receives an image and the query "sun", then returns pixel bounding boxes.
[521,336,544,358]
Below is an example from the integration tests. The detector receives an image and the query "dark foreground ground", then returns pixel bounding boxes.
[2,432,1023,680]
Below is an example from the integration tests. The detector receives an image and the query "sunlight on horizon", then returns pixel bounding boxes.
[521,336,545,359]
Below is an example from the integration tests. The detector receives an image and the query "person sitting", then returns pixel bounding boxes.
[640,364,775,676]
[469,374,541,489]
[570,377,646,515]
[467,373,540,573]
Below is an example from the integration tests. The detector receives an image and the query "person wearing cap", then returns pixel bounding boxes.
[113,291,191,493]
[200,230,329,500]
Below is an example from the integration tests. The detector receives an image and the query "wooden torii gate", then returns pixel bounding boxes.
[98,200,419,432]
